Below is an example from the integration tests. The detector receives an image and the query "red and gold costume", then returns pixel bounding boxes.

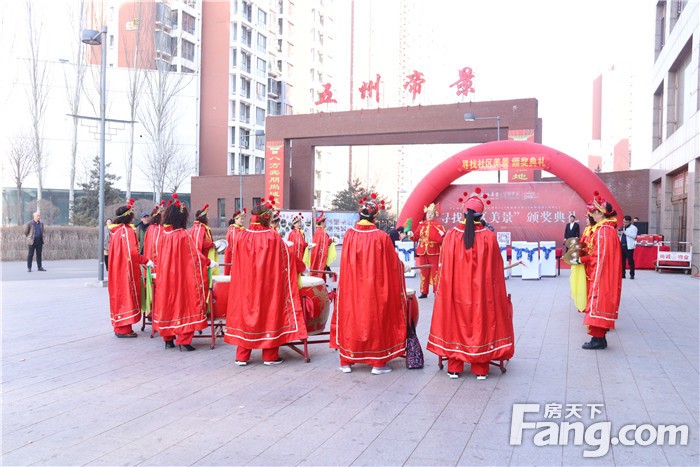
[224,223,245,276]
[224,222,307,361]
[331,220,408,367]
[152,225,209,345]
[309,218,336,279]
[415,205,446,295]
[427,220,514,376]
[108,223,149,334]
[142,224,163,271]
[287,227,308,264]
[580,217,622,336]
[190,219,219,277]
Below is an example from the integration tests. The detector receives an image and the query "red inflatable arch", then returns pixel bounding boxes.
[397,140,622,231]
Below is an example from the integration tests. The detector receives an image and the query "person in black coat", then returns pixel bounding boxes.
[388,225,404,243]
[564,214,581,249]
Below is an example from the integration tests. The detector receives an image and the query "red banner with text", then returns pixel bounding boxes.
[435,182,585,244]
[264,141,285,206]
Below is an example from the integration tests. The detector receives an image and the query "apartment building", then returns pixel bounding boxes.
[649,0,699,266]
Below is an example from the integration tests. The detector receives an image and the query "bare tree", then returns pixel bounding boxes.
[25,1,49,208]
[4,134,35,225]
[139,61,194,202]
[63,0,88,225]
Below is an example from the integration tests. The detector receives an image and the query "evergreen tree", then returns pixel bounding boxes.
[72,156,122,226]
[330,178,373,211]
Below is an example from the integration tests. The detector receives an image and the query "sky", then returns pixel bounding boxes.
[1,0,658,195]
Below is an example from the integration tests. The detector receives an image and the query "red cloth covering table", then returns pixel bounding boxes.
[634,244,669,269]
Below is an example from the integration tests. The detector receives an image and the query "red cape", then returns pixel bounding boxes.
[287,228,308,262]
[108,224,148,327]
[331,221,407,364]
[427,222,514,363]
[224,223,307,348]
[152,226,209,336]
[581,219,622,329]
[190,221,214,257]
[309,227,331,278]
[223,224,245,275]
[142,224,162,269]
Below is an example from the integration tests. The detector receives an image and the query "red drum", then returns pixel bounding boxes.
[299,276,330,335]
[406,288,420,326]
[211,275,230,319]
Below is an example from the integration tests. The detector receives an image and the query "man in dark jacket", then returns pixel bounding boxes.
[24,212,46,272]
[135,212,150,254]
[564,214,581,250]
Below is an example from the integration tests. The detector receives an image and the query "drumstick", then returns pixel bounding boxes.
[504,260,525,270]
[308,269,336,275]
[410,265,432,270]
[219,263,232,267]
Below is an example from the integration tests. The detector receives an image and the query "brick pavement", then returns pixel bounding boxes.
[1,259,698,466]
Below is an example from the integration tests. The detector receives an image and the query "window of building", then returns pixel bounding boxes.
[241,52,251,73]
[109,35,114,47]
[674,42,693,128]
[255,132,265,151]
[240,77,251,98]
[183,12,196,34]
[231,23,237,41]
[257,33,267,53]
[241,26,252,48]
[254,157,265,174]
[240,103,251,123]
[654,2,666,59]
[241,154,250,174]
[240,128,250,148]
[230,77,237,98]
[652,82,664,150]
[256,107,265,125]
[217,198,226,227]
[257,8,267,27]
[235,197,242,212]
[181,66,194,74]
[230,127,236,146]
[255,82,266,101]
[256,57,266,77]
[252,196,262,206]
[228,152,235,174]
[181,40,195,61]
[242,1,252,22]
[231,48,237,67]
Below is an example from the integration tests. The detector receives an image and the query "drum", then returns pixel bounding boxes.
[211,275,230,319]
[406,288,420,326]
[299,276,330,335]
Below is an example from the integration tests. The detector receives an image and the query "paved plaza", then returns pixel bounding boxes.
[1,258,698,466]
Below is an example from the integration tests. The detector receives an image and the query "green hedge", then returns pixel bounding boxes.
[1,225,231,261]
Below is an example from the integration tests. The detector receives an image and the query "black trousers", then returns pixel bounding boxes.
[621,247,635,277]
[27,241,43,269]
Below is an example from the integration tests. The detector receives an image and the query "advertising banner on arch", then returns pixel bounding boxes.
[435,182,585,244]
[265,141,285,206]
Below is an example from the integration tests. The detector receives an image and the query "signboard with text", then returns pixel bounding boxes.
[264,141,285,206]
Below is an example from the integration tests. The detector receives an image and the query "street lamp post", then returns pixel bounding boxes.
[82,26,108,282]
[464,113,501,182]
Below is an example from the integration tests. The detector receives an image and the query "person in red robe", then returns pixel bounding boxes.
[107,199,153,337]
[331,194,408,375]
[152,195,216,351]
[427,191,514,379]
[286,213,308,263]
[414,203,446,298]
[309,212,336,279]
[190,204,219,277]
[224,196,307,365]
[578,194,622,350]
[142,201,165,273]
[224,208,246,276]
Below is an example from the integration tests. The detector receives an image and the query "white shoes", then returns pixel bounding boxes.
[339,365,352,373]
[263,358,284,366]
[476,375,487,380]
[371,366,392,375]
[448,372,460,379]
[234,360,248,366]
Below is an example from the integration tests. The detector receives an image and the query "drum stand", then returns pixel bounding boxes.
[283,295,331,363]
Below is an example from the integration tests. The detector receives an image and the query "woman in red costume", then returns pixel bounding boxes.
[224,196,307,365]
[224,208,246,275]
[152,195,215,351]
[414,203,446,298]
[190,204,219,277]
[578,194,622,350]
[309,212,336,279]
[107,199,153,338]
[286,213,308,263]
[142,201,165,272]
[427,190,514,379]
[332,194,408,375]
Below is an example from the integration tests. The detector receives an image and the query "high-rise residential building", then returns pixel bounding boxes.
[587,66,634,173]
[194,0,341,222]
[649,0,698,265]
